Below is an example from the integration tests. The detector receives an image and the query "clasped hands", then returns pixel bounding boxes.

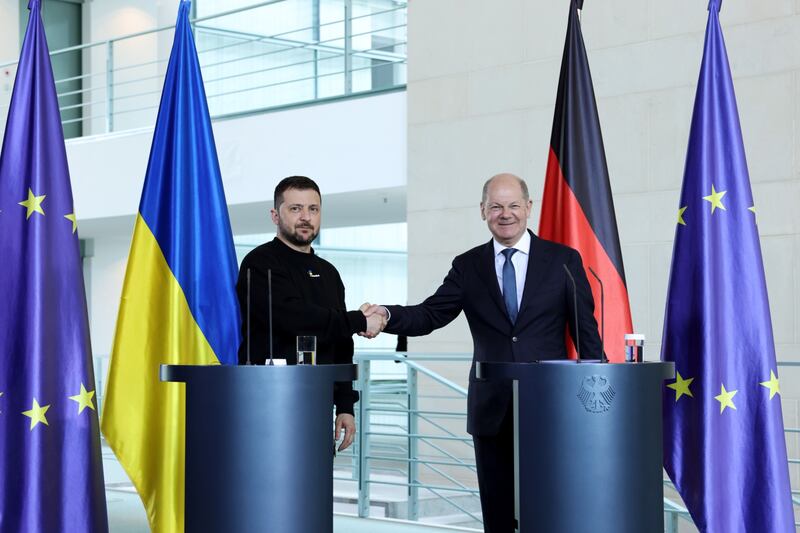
[359,302,388,339]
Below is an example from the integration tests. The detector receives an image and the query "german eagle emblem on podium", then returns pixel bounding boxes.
[577,375,615,413]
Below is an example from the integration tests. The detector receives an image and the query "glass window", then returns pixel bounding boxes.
[194,0,407,115]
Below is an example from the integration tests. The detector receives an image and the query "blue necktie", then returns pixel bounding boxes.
[501,248,518,323]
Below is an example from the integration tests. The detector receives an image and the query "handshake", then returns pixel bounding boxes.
[358,303,388,339]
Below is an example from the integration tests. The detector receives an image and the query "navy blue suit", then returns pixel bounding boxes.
[385,231,601,532]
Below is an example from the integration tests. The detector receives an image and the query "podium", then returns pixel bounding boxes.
[160,364,357,533]
[477,360,674,533]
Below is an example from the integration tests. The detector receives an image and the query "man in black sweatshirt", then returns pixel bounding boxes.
[236,176,385,451]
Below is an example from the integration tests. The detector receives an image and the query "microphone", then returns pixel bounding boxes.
[587,266,606,363]
[562,264,581,362]
[246,268,252,366]
[268,268,274,366]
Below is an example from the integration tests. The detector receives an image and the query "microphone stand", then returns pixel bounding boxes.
[268,269,274,366]
[587,266,606,363]
[246,268,252,365]
[562,264,581,362]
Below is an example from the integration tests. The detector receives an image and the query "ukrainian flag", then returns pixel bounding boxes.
[100,2,240,531]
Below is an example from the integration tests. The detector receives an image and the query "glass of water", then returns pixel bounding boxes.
[296,335,316,365]
[624,333,645,362]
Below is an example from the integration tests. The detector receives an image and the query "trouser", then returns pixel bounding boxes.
[473,404,516,533]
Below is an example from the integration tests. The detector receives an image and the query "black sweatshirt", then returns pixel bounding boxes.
[236,237,364,415]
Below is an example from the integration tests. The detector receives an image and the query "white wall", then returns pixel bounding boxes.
[0,0,20,136]
[0,0,18,53]
[0,1,19,62]
[85,236,132,358]
[67,90,406,226]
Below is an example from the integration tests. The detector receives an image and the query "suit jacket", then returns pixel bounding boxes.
[385,231,602,436]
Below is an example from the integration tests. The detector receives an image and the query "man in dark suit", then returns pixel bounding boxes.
[362,173,602,532]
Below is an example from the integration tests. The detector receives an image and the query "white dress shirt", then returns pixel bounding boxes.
[384,231,532,323]
[493,230,531,310]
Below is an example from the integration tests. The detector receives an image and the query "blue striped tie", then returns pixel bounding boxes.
[501,248,518,323]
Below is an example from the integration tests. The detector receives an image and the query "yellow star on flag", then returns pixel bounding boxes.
[64,213,77,234]
[702,184,727,214]
[68,383,96,414]
[22,398,50,430]
[714,383,737,413]
[19,188,46,219]
[667,372,694,401]
[760,370,780,400]
[677,206,687,226]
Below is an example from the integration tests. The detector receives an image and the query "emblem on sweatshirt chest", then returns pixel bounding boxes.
[307,269,320,278]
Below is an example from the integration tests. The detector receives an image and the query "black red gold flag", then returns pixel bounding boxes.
[539,0,633,361]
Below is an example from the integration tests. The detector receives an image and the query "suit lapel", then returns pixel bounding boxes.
[476,239,509,320]
[518,233,552,317]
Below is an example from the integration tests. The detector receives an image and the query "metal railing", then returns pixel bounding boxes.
[0,0,407,139]
[338,352,481,529]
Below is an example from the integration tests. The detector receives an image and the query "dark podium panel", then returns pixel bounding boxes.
[160,364,357,533]
[477,361,674,533]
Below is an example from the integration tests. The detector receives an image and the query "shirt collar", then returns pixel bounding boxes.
[493,230,531,256]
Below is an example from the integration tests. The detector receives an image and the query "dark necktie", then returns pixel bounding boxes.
[501,248,518,323]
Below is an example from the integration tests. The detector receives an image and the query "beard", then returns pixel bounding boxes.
[278,218,319,247]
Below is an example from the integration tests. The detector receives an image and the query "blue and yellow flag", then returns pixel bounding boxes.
[100,1,240,531]
[0,1,108,531]
[661,1,793,531]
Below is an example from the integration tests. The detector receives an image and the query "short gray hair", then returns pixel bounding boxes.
[481,174,530,204]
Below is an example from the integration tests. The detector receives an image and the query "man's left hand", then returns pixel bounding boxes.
[334,413,356,452]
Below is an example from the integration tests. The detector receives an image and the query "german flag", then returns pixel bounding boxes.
[539,0,632,361]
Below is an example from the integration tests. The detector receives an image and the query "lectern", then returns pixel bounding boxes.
[160,364,357,533]
[477,360,674,533]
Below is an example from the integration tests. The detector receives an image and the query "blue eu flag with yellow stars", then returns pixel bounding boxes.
[661,1,794,531]
[0,1,109,531]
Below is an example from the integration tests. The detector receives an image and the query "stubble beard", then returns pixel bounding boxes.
[278,218,318,247]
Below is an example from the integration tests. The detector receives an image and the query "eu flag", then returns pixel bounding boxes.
[100,1,241,531]
[661,1,794,531]
[0,1,109,531]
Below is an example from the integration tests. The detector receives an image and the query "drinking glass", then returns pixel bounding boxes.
[296,335,316,365]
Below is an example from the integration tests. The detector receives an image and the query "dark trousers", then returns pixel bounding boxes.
[473,405,516,533]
